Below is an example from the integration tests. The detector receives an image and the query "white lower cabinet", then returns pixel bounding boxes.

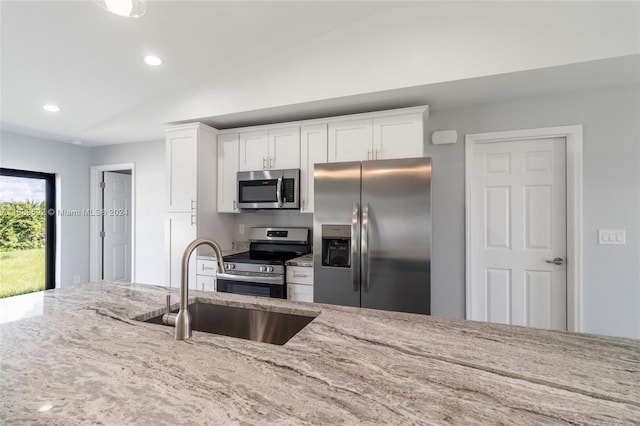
[196,257,217,292]
[197,275,216,292]
[287,284,313,303]
[286,266,313,302]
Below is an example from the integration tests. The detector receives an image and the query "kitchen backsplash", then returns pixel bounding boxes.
[232,211,313,241]
[231,240,250,252]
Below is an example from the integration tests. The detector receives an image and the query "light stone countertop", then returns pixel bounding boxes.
[285,253,313,267]
[1,282,639,425]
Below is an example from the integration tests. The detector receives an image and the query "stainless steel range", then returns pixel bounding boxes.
[217,227,311,299]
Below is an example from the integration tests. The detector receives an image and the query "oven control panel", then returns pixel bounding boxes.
[267,230,288,238]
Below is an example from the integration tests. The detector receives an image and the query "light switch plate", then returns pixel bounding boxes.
[598,229,626,245]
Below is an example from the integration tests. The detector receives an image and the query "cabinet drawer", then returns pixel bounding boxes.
[287,284,313,303]
[197,274,216,292]
[286,266,313,285]
[196,259,217,276]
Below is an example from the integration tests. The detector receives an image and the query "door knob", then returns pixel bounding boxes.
[545,257,565,265]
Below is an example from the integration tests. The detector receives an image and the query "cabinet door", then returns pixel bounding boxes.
[196,258,217,276]
[300,124,328,213]
[269,127,300,169]
[328,119,373,162]
[373,113,424,160]
[165,213,197,289]
[239,130,269,171]
[287,284,314,302]
[197,274,216,292]
[217,133,240,213]
[166,129,198,212]
[286,266,314,285]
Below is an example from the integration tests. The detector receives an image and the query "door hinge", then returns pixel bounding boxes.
[100,231,106,238]
[100,181,106,189]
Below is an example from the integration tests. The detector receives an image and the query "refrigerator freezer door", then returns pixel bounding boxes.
[313,162,361,307]
[361,158,431,314]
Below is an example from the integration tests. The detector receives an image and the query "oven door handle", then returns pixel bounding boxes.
[216,272,284,286]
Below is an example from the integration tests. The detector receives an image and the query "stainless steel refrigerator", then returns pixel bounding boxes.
[313,157,431,314]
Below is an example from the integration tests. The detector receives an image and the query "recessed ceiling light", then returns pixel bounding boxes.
[144,55,162,66]
[97,0,146,18]
[43,104,61,113]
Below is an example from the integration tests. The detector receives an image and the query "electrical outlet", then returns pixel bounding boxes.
[73,275,81,284]
[239,224,245,235]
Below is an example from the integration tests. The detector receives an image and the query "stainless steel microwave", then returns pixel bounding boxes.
[237,169,300,210]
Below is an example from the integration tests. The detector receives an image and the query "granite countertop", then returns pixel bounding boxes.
[1,283,639,424]
[285,253,313,267]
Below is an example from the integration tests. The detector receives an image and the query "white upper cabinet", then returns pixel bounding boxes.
[373,113,424,160]
[328,119,373,163]
[238,127,300,171]
[166,128,198,212]
[327,107,427,163]
[238,130,269,171]
[217,133,240,213]
[300,124,328,213]
[269,126,300,170]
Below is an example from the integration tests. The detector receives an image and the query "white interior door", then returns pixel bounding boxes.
[469,137,567,330]
[103,171,132,282]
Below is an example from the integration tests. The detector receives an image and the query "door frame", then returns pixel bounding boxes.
[0,167,57,290]
[89,163,135,283]
[465,125,583,332]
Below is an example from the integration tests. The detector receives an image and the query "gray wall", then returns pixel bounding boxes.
[90,140,165,286]
[425,83,640,339]
[0,132,91,287]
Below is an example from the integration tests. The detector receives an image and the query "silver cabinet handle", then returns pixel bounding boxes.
[233,200,237,211]
[351,202,360,292]
[262,157,267,169]
[361,203,370,293]
[190,212,196,226]
[367,149,371,160]
[301,200,305,211]
[545,257,565,265]
[375,149,380,159]
[270,157,274,169]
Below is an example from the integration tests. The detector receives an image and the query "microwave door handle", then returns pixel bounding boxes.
[351,202,360,292]
[276,176,283,207]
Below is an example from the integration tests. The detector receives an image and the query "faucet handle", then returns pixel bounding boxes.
[162,294,176,326]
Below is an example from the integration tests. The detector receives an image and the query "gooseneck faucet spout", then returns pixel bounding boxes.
[172,238,226,340]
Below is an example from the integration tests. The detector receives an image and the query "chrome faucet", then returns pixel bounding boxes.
[163,238,226,340]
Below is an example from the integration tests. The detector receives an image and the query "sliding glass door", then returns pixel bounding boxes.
[0,168,55,298]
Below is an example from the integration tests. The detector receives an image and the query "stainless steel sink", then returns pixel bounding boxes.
[141,302,316,345]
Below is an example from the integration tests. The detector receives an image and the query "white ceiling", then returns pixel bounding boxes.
[1,1,638,147]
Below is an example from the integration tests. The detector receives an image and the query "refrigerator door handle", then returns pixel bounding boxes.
[361,203,370,293]
[351,202,360,292]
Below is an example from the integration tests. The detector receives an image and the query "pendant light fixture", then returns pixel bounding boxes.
[95,0,146,18]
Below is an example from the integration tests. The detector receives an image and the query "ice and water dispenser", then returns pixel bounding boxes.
[321,225,351,268]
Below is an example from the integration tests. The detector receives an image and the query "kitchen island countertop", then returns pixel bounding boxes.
[1,282,639,425]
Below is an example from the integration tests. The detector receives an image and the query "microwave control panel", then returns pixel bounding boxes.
[283,178,295,202]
